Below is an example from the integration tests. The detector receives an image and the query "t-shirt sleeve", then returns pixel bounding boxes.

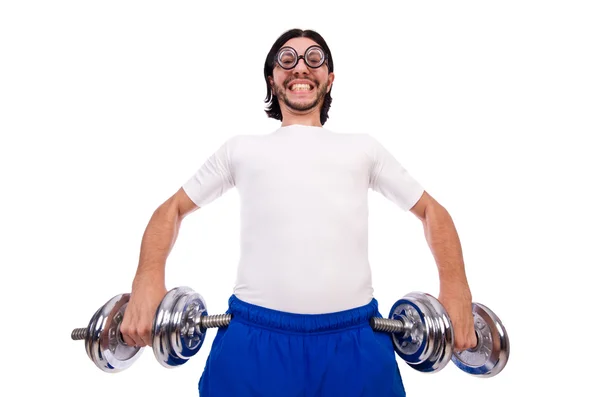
[182,136,238,208]
[366,134,425,211]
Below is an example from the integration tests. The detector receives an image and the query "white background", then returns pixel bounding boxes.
[1,1,598,396]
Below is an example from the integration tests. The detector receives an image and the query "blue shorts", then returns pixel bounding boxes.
[198,295,406,396]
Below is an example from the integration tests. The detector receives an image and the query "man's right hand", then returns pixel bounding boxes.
[120,284,168,347]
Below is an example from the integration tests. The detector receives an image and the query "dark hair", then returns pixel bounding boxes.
[264,29,334,125]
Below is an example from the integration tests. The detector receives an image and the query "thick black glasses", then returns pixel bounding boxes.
[275,45,327,70]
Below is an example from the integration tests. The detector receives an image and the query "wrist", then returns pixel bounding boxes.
[131,272,165,291]
[439,281,472,300]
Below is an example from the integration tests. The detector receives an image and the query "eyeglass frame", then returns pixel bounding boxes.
[274,45,328,70]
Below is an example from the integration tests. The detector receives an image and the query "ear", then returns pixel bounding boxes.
[326,72,335,93]
[268,76,275,95]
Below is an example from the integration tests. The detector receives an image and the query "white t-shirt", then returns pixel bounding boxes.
[182,124,424,314]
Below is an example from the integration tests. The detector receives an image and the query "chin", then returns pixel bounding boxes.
[291,103,319,112]
[286,96,320,110]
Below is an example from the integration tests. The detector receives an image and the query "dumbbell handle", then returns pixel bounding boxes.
[72,314,409,342]
[186,312,412,338]
[71,313,234,341]
[71,328,88,340]
[187,313,411,336]
[370,316,412,336]
[193,313,232,330]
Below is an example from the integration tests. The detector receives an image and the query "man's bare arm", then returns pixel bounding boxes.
[132,188,199,290]
[121,188,199,347]
[409,191,477,350]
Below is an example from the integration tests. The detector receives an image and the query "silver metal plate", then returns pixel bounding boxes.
[389,299,427,362]
[169,290,207,360]
[152,287,191,368]
[414,293,454,373]
[451,302,510,377]
[389,292,454,373]
[84,293,143,373]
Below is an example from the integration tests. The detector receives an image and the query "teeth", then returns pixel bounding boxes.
[291,84,311,91]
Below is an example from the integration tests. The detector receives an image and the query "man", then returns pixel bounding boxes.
[121,28,477,396]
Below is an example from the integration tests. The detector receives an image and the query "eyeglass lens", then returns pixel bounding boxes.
[277,46,325,69]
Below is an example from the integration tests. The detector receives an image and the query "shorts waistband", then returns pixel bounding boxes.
[226,295,381,333]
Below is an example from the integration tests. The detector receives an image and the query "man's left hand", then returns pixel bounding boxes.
[438,290,478,351]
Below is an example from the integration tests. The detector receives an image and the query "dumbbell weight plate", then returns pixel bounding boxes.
[152,287,192,368]
[409,293,454,373]
[451,302,510,377]
[85,293,143,373]
[388,292,454,373]
[168,289,207,360]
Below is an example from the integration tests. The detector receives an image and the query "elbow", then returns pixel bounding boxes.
[411,191,450,224]
[153,196,181,223]
[423,200,453,228]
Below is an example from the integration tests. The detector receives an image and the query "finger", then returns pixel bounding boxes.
[131,331,147,347]
[468,329,478,349]
[120,324,146,347]
[120,330,138,347]
[454,338,467,351]
[139,326,153,347]
[455,329,478,351]
[453,332,469,351]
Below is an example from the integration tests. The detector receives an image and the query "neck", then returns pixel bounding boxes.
[281,118,322,127]
[280,104,322,127]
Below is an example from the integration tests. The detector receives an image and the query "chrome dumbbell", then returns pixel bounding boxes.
[71,287,229,373]
[372,292,509,377]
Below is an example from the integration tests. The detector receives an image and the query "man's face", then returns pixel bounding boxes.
[269,37,334,114]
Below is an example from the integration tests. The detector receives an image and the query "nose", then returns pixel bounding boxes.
[292,57,310,74]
